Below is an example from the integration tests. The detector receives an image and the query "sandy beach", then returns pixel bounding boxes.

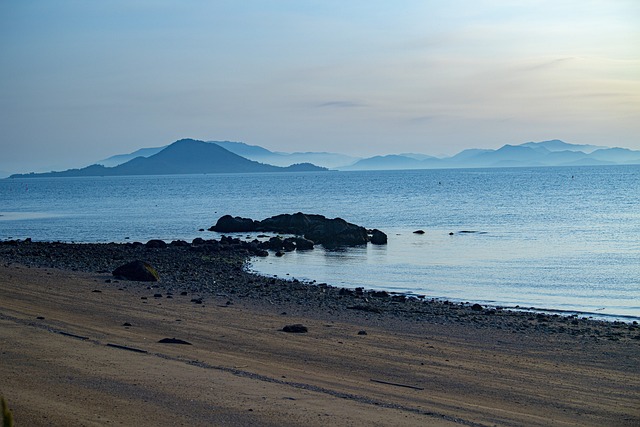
[1,240,638,426]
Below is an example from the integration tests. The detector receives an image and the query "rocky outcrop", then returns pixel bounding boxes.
[210,215,258,233]
[291,236,314,250]
[112,260,160,282]
[146,239,167,249]
[210,212,387,248]
[258,236,314,252]
[369,229,388,245]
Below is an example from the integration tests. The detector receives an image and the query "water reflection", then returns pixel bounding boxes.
[249,228,640,319]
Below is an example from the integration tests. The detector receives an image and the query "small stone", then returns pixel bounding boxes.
[471,303,483,311]
[158,337,192,345]
[357,330,367,335]
[282,324,308,333]
[122,322,132,327]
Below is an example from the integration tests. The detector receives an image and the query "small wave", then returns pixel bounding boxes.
[507,306,640,323]
[0,211,62,221]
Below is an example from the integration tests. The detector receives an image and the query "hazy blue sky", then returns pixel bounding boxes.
[1,1,639,174]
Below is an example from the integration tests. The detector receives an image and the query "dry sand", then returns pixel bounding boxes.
[1,263,639,426]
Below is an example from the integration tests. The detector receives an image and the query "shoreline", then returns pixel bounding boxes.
[1,239,639,336]
[2,238,639,329]
[1,239,639,426]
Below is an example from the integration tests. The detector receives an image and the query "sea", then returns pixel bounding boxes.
[1,165,638,322]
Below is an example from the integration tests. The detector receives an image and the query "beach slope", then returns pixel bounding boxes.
[0,240,639,426]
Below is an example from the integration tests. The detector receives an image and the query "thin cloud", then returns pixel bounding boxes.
[315,100,365,108]
[518,57,576,72]
[406,115,438,124]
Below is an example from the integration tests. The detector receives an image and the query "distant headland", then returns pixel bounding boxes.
[8,138,640,179]
[9,139,327,178]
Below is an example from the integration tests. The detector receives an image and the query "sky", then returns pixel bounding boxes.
[1,1,639,174]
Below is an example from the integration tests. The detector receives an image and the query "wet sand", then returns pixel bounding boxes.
[0,241,639,426]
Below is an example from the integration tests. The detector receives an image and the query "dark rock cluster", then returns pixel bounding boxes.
[209,212,387,247]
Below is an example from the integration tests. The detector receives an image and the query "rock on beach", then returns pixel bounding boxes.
[112,260,160,282]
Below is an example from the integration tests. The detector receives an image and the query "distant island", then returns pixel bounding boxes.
[99,138,640,172]
[9,139,328,178]
[97,140,359,169]
[340,140,640,170]
[9,138,640,179]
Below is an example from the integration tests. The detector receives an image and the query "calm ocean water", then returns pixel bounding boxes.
[1,166,638,320]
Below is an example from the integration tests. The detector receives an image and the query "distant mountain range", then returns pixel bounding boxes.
[98,145,167,167]
[339,140,640,170]
[9,138,640,179]
[98,138,640,172]
[98,140,359,169]
[10,139,327,178]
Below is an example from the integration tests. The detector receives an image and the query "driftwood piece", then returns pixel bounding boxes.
[158,337,192,345]
[370,378,424,390]
[106,343,148,354]
[57,331,89,340]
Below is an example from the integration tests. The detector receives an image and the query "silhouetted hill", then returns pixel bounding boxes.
[448,148,494,162]
[115,139,278,174]
[211,141,275,159]
[211,141,359,168]
[96,140,359,169]
[472,145,548,166]
[399,153,437,161]
[98,146,167,167]
[341,155,425,171]
[10,139,327,178]
[589,147,640,163]
[521,139,606,153]
[340,140,640,171]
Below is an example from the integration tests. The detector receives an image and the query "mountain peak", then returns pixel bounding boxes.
[520,139,606,153]
[10,139,327,178]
